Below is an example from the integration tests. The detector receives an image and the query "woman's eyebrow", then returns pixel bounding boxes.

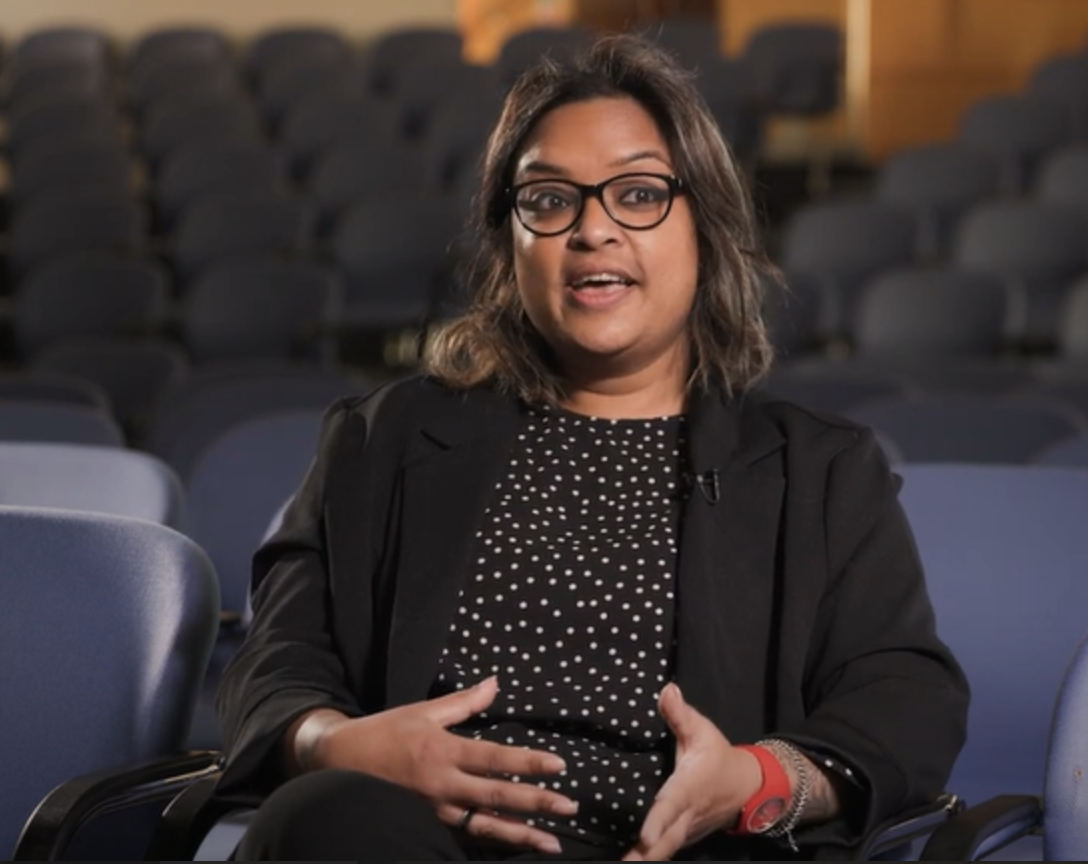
[609,149,671,168]
[518,160,570,177]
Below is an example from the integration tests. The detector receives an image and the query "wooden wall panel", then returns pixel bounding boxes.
[868,0,1088,160]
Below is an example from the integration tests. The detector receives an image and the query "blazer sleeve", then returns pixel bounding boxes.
[787,428,970,849]
[215,397,370,798]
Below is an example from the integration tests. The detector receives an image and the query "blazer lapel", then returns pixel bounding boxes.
[674,390,786,742]
[384,389,523,707]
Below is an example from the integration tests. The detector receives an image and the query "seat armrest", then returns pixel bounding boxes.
[852,791,963,859]
[919,794,1042,861]
[11,750,223,861]
[144,770,261,860]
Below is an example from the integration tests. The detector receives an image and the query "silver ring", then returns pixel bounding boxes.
[456,807,476,832]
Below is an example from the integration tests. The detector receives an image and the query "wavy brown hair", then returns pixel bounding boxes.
[424,32,774,405]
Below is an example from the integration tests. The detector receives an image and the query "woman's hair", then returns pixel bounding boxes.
[424,32,775,404]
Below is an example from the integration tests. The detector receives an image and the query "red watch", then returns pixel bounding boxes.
[725,744,792,836]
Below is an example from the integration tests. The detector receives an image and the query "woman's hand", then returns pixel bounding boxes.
[622,683,762,861]
[288,676,577,854]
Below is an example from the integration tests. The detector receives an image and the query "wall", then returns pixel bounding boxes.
[0,0,457,46]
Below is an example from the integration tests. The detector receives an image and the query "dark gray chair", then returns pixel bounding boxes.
[0,370,111,411]
[874,142,1003,260]
[6,197,148,283]
[0,400,125,447]
[244,26,352,90]
[307,136,426,233]
[759,363,914,416]
[779,199,918,342]
[4,95,121,162]
[1057,276,1088,361]
[127,26,232,78]
[144,364,372,481]
[140,93,266,170]
[647,17,723,70]
[952,200,1088,349]
[255,52,367,130]
[2,505,219,860]
[364,26,464,97]
[495,24,595,86]
[1032,141,1088,214]
[761,268,827,359]
[957,94,1072,195]
[391,58,502,142]
[1026,52,1088,138]
[155,140,288,230]
[170,192,314,285]
[12,255,170,357]
[739,22,842,117]
[845,395,1088,463]
[29,337,190,442]
[128,58,240,117]
[696,57,764,167]
[180,259,342,365]
[8,26,112,69]
[330,194,466,330]
[7,139,134,208]
[851,267,1011,360]
[1031,432,1088,466]
[278,94,399,180]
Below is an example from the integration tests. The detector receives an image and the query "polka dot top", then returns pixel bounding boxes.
[431,405,687,847]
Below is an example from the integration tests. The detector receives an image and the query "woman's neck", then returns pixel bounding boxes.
[558,367,688,419]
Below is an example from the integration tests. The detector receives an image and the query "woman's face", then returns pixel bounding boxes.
[510,96,699,389]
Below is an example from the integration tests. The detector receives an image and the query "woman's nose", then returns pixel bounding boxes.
[569,194,621,247]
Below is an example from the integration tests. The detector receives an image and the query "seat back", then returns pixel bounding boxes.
[186,409,324,615]
[847,395,1087,463]
[0,505,219,858]
[144,365,370,480]
[0,399,125,446]
[0,441,186,529]
[895,464,1088,809]
[1044,630,1088,859]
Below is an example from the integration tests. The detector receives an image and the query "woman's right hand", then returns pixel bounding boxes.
[286,676,577,853]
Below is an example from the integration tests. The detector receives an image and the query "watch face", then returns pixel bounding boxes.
[745,796,788,834]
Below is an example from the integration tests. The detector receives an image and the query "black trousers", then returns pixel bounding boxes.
[232,769,626,861]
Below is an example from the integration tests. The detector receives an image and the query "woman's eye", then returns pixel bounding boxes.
[616,185,667,207]
[522,188,575,212]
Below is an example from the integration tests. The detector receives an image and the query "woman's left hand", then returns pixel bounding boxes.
[622,683,762,861]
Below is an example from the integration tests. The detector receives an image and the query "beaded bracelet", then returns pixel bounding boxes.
[755,737,811,852]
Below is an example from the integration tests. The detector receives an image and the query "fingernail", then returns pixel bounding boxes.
[557,797,579,815]
[542,837,562,854]
[546,755,567,772]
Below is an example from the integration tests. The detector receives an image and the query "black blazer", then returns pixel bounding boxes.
[216,376,969,858]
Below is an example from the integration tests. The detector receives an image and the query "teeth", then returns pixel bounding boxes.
[571,273,630,288]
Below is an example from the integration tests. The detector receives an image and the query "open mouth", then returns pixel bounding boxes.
[567,272,636,291]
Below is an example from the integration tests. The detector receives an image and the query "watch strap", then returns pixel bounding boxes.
[725,743,792,837]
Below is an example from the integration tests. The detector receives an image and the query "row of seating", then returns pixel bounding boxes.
[5,460,1088,859]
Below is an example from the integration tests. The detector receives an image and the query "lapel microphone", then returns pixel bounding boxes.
[685,469,720,504]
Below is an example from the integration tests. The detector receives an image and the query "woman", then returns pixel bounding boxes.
[216,33,968,861]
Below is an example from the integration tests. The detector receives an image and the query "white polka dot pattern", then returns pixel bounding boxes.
[432,406,686,845]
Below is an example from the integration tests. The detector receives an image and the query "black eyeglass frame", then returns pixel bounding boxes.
[506,172,686,237]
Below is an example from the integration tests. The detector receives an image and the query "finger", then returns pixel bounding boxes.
[435,803,563,855]
[631,810,691,863]
[455,736,567,778]
[454,773,579,819]
[636,790,683,851]
[426,676,500,726]
[657,682,702,743]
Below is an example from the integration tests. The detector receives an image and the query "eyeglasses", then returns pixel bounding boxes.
[508,172,685,237]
